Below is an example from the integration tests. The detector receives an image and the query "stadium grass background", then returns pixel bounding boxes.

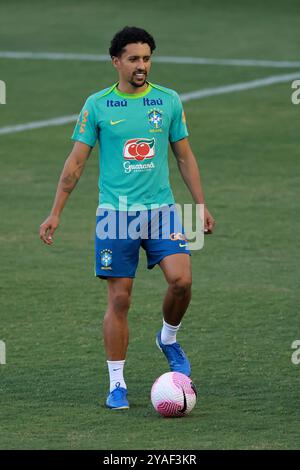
[0,0,299,450]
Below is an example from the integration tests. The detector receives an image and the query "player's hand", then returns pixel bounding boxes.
[203,206,215,235]
[39,215,60,245]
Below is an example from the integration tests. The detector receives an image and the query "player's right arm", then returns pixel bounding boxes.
[39,141,92,245]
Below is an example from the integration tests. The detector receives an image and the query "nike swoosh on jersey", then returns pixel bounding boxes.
[179,243,188,247]
[110,119,126,125]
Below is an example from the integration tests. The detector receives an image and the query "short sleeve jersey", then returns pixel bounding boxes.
[71,82,188,210]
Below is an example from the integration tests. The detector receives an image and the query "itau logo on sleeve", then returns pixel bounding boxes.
[78,110,89,133]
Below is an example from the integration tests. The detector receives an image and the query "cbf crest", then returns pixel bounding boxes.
[148,109,163,130]
[100,249,113,269]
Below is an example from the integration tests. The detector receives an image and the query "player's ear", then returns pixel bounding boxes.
[111,56,120,70]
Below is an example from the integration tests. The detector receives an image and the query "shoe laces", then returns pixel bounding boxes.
[111,382,125,398]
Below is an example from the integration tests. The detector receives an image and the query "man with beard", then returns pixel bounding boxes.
[39,26,215,410]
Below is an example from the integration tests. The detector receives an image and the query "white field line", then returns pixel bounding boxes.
[0,71,299,136]
[1,51,300,69]
[0,115,78,135]
[179,71,300,101]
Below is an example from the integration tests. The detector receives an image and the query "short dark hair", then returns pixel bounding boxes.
[109,26,156,58]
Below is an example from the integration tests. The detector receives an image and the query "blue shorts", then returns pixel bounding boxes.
[95,204,190,279]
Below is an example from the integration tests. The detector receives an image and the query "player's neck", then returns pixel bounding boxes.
[117,80,149,95]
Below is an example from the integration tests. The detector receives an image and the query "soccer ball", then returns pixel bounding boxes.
[151,371,197,417]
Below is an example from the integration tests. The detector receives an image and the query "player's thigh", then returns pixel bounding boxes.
[95,209,140,278]
[159,253,192,285]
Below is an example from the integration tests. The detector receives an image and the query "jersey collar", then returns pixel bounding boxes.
[113,82,152,99]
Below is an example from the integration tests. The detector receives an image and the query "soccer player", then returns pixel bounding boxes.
[39,26,215,410]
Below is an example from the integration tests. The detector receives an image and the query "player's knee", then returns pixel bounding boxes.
[109,291,131,315]
[170,276,192,298]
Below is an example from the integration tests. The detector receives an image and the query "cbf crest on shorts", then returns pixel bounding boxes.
[100,249,113,269]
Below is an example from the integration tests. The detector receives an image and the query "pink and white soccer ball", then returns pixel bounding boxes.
[151,372,197,417]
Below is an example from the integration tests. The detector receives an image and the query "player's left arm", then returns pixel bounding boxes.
[171,137,215,234]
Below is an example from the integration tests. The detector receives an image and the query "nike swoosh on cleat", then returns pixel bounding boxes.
[113,368,121,371]
[179,387,187,413]
[110,119,126,125]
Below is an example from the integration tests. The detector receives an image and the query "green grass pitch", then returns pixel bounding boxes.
[0,0,299,450]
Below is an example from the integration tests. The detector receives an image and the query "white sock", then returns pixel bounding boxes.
[107,360,127,392]
[161,320,181,345]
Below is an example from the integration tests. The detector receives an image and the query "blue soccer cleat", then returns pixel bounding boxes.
[106,382,129,410]
[156,331,191,377]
